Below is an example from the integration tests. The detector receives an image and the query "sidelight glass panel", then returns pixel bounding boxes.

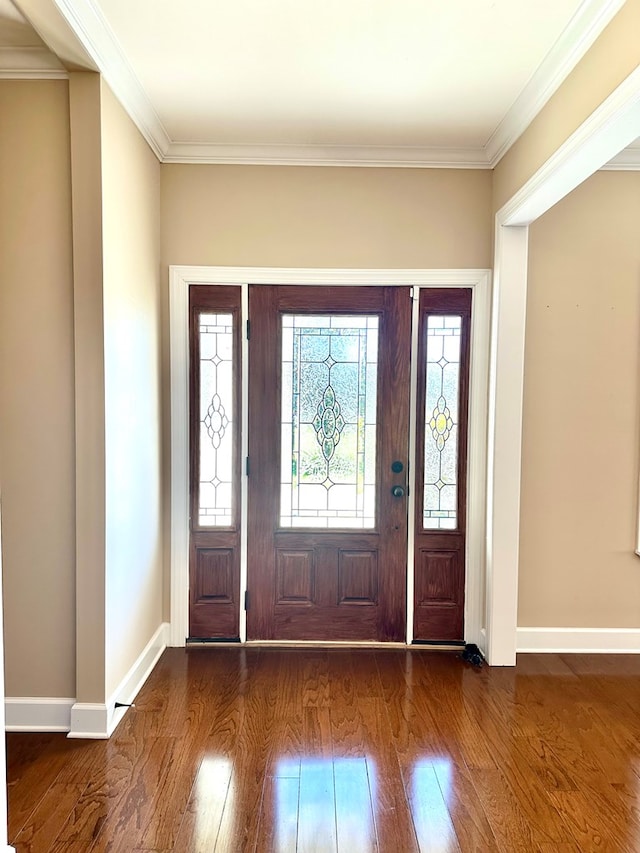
[198,313,234,526]
[423,315,461,529]
[281,314,378,528]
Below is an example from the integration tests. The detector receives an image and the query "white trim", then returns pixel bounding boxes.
[67,702,112,740]
[107,621,169,708]
[405,287,420,645]
[163,142,491,169]
[0,46,67,79]
[463,273,491,651]
[487,63,640,667]
[169,269,190,647]
[0,503,13,852]
[239,283,249,642]
[517,627,640,654]
[499,65,640,227]
[52,0,170,160]
[484,226,529,667]
[601,147,640,170]
[5,697,75,732]
[169,267,490,650]
[68,622,169,738]
[169,267,489,287]
[485,0,627,165]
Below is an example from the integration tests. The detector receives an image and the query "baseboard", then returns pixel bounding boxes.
[108,621,170,708]
[68,621,170,739]
[67,622,169,740]
[5,697,75,733]
[517,627,640,653]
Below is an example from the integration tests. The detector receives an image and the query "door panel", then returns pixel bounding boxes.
[413,289,471,642]
[247,285,411,641]
[188,286,242,639]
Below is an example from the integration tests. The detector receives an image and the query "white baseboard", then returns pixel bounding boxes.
[67,702,111,740]
[517,627,640,653]
[6,623,169,736]
[109,621,170,707]
[68,621,169,739]
[5,697,75,733]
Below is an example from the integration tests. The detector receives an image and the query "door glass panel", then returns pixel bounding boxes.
[198,313,234,526]
[423,315,461,530]
[280,314,378,528]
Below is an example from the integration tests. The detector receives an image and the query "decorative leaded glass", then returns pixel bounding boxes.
[281,314,378,528]
[423,315,461,529]
[198,313,234,526]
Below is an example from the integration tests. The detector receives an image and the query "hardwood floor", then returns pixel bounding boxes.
[7,648,640,852]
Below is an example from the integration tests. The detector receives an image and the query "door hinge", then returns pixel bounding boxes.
[244,590,250,611]
[245,456,250,476]
[246,319,251,340]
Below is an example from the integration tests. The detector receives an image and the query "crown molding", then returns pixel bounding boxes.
[600,146,640,170]
[499,64,640,226]
[485,0,627,166]
[52,0,170,160]
[0,45,67,78]
[13,0,627,168]
[162,142,492,169]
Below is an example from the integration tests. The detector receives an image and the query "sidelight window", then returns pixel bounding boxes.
[423,315,461,530]
[197,313,234,527]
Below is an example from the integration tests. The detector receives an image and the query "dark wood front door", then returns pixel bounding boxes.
[247,286,411,641]
[187,283,472,644]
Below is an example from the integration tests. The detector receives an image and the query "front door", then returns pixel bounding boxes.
[247,286,411,641]
[187,283,471,644]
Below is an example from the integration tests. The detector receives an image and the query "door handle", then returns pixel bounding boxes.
[391,485,405,498]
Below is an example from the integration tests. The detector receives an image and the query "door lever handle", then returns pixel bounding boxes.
[391,485,405,498]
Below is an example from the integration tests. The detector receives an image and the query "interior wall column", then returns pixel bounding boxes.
[68,72,107,714]
[485,224,529,665]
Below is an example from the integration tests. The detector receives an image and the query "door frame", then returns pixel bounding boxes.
[170,267,491,650]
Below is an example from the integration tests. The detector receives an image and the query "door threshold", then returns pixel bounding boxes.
[186,639,465,651]
[244,640,463,651]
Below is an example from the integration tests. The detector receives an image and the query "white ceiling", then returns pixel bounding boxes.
[1,0,637,167]
[97,0,583,149]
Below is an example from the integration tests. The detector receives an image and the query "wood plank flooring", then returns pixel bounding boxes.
[7,648,640,852]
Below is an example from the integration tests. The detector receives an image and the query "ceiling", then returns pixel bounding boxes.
[1,0,636,168]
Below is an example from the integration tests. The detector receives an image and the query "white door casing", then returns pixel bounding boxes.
[170,270,491,652]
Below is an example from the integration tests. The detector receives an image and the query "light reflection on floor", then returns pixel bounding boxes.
[194,756,233,843]
[410,757,457,853]
[275,756,376,851]
[193,752,459,850]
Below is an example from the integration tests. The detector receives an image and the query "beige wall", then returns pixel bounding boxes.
[520,170,640,627]
[100,82,163,698]
[0,74,162,705]
[0,81,76,696]
[161,165,493,269]
[493,0,640,212]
